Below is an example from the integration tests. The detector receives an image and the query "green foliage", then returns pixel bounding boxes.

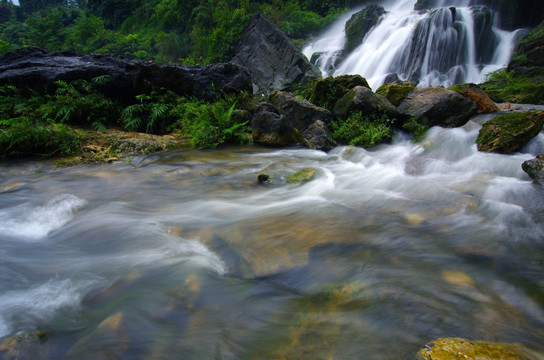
[0,117,82,158]
[172,97,251,149]
[122,92,174,133]
[402,115,428,142]
[331,111,395,147]
[482,69,544,104]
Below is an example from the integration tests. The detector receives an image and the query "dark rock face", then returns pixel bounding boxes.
[310,74,370,110]
[310,50,345,75]
[0,47,252,102]
[477,111,544,153]
[472,6,499,64]
[522,153,544,185]
[398,86,477,127]
[251,91,335,150]
[333,85,399,120]
[449,83,498,114]
[344,5,386,53]
[231,14,319,95]
[508,23,544,78]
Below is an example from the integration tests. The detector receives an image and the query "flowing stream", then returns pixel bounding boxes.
[1,116,544,358]
[303,0,522,89]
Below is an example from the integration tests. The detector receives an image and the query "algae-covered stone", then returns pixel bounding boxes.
[344,5,386,53]
[333,85,400,120]
[287,168,316,184]
[0,331,50,360]
[416,337,542,360]
[477,111,544,153]
[310,74,370,110]
[376,82,415,107]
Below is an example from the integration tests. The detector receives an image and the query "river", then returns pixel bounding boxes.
[1,116,544,359]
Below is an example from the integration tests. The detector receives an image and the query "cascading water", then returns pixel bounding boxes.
[303,0,522,89]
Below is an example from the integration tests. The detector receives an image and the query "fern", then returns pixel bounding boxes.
[92,75,111,86]
[92,121,107,132]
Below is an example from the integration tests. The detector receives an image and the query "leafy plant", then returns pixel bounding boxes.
[122,92,173,133]
[331,111,395,147]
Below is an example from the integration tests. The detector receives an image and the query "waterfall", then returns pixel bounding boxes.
[303,0,521,90]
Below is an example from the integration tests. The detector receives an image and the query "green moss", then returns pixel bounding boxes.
[331,111,394,147]
[417,337,540,360]
[309,75,369,110]
[344,5,386,52]
[477,111,544,153]
[376,83,414,107]
[287,168,316,183]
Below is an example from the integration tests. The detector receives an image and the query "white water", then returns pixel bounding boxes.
[303,0,520,89]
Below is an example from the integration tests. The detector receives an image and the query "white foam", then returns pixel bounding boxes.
[0,194,87,240]
[0,278,94,338]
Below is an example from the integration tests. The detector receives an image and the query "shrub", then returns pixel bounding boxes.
[331,111,394,147]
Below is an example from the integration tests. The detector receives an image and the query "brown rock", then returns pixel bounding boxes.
[450,83,499,114]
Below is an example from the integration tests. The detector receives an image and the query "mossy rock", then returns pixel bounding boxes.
[345,5,386,53]
[376,82,415,107]
[287,168,316,184]
[310,75,370,111]
[477,111,544,153]
[0,331,50,360]
[416,337,543,360]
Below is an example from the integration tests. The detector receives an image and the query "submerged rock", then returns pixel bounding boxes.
[0,331,50,360]
[252,91,335,150]
[0,47,251,102]
[287,168,316,184]
[344,5,386,53]
[449,83,498,114]
[416,337,542,360]
[310,74,370,110]
[522,153,544,185]
[398,86,478,127]
[477,111,544,153]
[231,14,319,95]
[333,85,400,120]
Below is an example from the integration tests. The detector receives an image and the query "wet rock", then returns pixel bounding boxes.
[398,86,478,128]
[67,312,128,359]
[231,14,319,95]
[472,7,499,64]
[522,153,544,185]
[310,74,370,110]
[344,5,386,53]
[376,82,415,107]
[442,270,476,287]
[257,173,270,184]
[0,47,251,102]
[333,85,400,120]
[310,50,345,74]
[449,83,498,114]
[252,91,335,150]
[508,22,544,77]
[287,168,316,184]
[416,337,542,360]
[477,111,544,153]
[251,103,300,147]
[0,331,50,360]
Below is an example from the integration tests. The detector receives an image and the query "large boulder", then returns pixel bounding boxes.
[251,91,335,150]
[0,47,252,102]
[508,21,544,78]
[344,5,386,53]
[522,153,544,185]
[449,83,498,114]
[477,111,544,153]
[397,86,478,127]
[231,14,319,95]
[333,85,400,120]
[416,337,542,360]
[310,74,370,110]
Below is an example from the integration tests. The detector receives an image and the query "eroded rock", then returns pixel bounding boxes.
[449,83,498,114]
[522,153,544,185]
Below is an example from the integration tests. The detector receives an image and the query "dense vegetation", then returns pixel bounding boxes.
[0,0,359,63]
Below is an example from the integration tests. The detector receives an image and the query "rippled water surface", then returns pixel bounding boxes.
[1,119,544,359]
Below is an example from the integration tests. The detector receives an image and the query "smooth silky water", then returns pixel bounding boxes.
[1,118,544,359]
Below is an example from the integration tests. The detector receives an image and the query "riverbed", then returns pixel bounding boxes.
[1,117,544,359]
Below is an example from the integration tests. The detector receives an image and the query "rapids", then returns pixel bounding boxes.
[1,117,544,358]
[303,0,522,89]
